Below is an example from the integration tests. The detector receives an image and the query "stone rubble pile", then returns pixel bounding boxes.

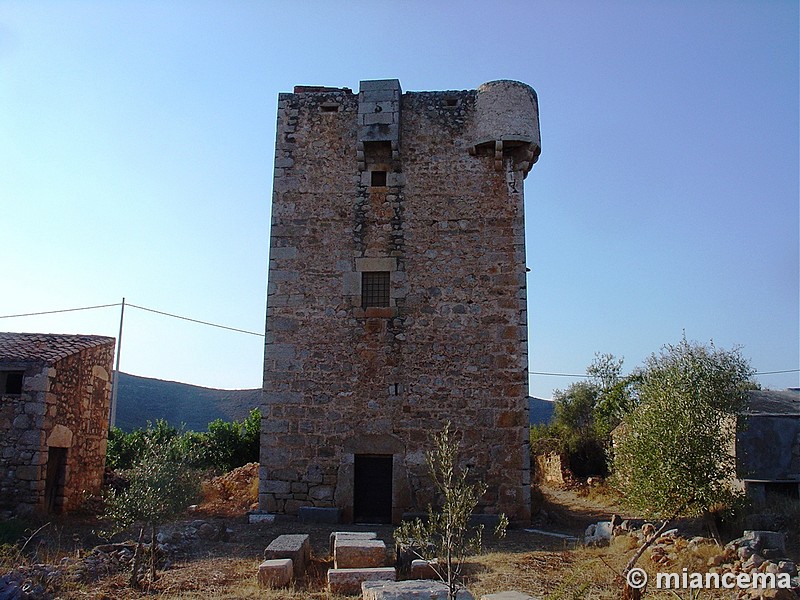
[585,519,800,598]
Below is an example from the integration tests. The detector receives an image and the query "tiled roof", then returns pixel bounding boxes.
[744,389,800,417]
[0,332,116,364]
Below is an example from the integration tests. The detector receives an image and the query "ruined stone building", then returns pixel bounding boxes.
[736,389,800,504]
[260,79,540,524]
[0,332,115,516]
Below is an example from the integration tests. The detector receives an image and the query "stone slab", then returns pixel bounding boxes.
[327,567,395,595]
[362,579,475,599]
[410,558,438,580]
[257,558,292,588]
[248,512,276,524]
[481,593,540,600]
[468,514,503,529]
[330,531,378,556]
[264,534,310,578]
[334,538,386,569]
[299,506,340,524]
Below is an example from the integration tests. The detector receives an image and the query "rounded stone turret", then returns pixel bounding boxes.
[473,80,541,175]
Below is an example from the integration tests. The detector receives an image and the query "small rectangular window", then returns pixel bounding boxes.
[362,271,390,308]
[320,104,339,113]
[1,371,24,395]
[371,171,387,187]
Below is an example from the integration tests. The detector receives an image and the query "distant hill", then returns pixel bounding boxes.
[115,374,552,432]
[114,372,260,432]
[529,397,555,425]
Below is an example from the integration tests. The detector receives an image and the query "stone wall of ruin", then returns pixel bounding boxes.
[0,343,113,516]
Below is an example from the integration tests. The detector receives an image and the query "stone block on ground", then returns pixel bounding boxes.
[257,558,293,587]
[335,537,387,569]
[299,506,340,524]
[468,514,502,529]
[410,558,438,579]
[327,567,395,595]
[481,593,541,600]
[248,511,276,524]
[264,534,310,578]
[362,579,475,599]
[330,531,378,556]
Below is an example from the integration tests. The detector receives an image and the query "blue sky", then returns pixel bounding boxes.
[1,1,797,399]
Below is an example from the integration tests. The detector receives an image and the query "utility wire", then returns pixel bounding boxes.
[1,304,797,374]
[126,303,263,337]
[529,369,799,377]
[529,371,589,378]
[0,301,263,337]
[0,302,122,319]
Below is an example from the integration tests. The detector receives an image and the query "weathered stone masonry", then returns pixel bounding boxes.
[260,79,540,524]
[0,333,115,516]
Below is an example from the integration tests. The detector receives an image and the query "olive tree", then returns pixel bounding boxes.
[104,434,200,588]
[394,422,507,600]
[611,337,754,598]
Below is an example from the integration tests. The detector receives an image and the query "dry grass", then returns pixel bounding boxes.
[3,481,796,599]
[461,536,745,600]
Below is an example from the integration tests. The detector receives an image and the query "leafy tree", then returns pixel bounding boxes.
[394,423,507,600]
[611,337,754,598]
[106,410,261,474]
[588,353,639,439]
[531,354,636,477]
[103,434,200,587]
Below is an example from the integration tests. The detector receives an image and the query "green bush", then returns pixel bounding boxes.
[106,410,261,474]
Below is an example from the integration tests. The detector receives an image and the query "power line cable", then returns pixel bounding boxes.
[529,368,798,377]
[528,371,589,378]
[1,304,796,373]
[126,303,264,337]
[0,301,263,337]
[0,302,122,319]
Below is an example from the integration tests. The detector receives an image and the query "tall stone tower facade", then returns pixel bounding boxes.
[260,79,540,524]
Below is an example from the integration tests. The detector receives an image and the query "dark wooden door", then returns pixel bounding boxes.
[353,454,393,523]
[44,447,67,514]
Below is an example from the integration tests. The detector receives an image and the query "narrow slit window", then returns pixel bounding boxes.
[371,170,387,187]
[362,271,390,308]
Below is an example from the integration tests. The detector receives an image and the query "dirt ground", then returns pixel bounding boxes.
[3,471,797,600]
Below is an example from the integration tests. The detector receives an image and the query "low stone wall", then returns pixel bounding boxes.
[534,452,566,485]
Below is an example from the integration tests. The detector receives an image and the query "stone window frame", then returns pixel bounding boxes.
[343,257,400,317]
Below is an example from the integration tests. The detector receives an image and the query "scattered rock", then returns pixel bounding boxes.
[584,521,613,546]
[707,554,725,567]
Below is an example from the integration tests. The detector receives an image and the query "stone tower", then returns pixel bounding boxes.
[260,79,540,524]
